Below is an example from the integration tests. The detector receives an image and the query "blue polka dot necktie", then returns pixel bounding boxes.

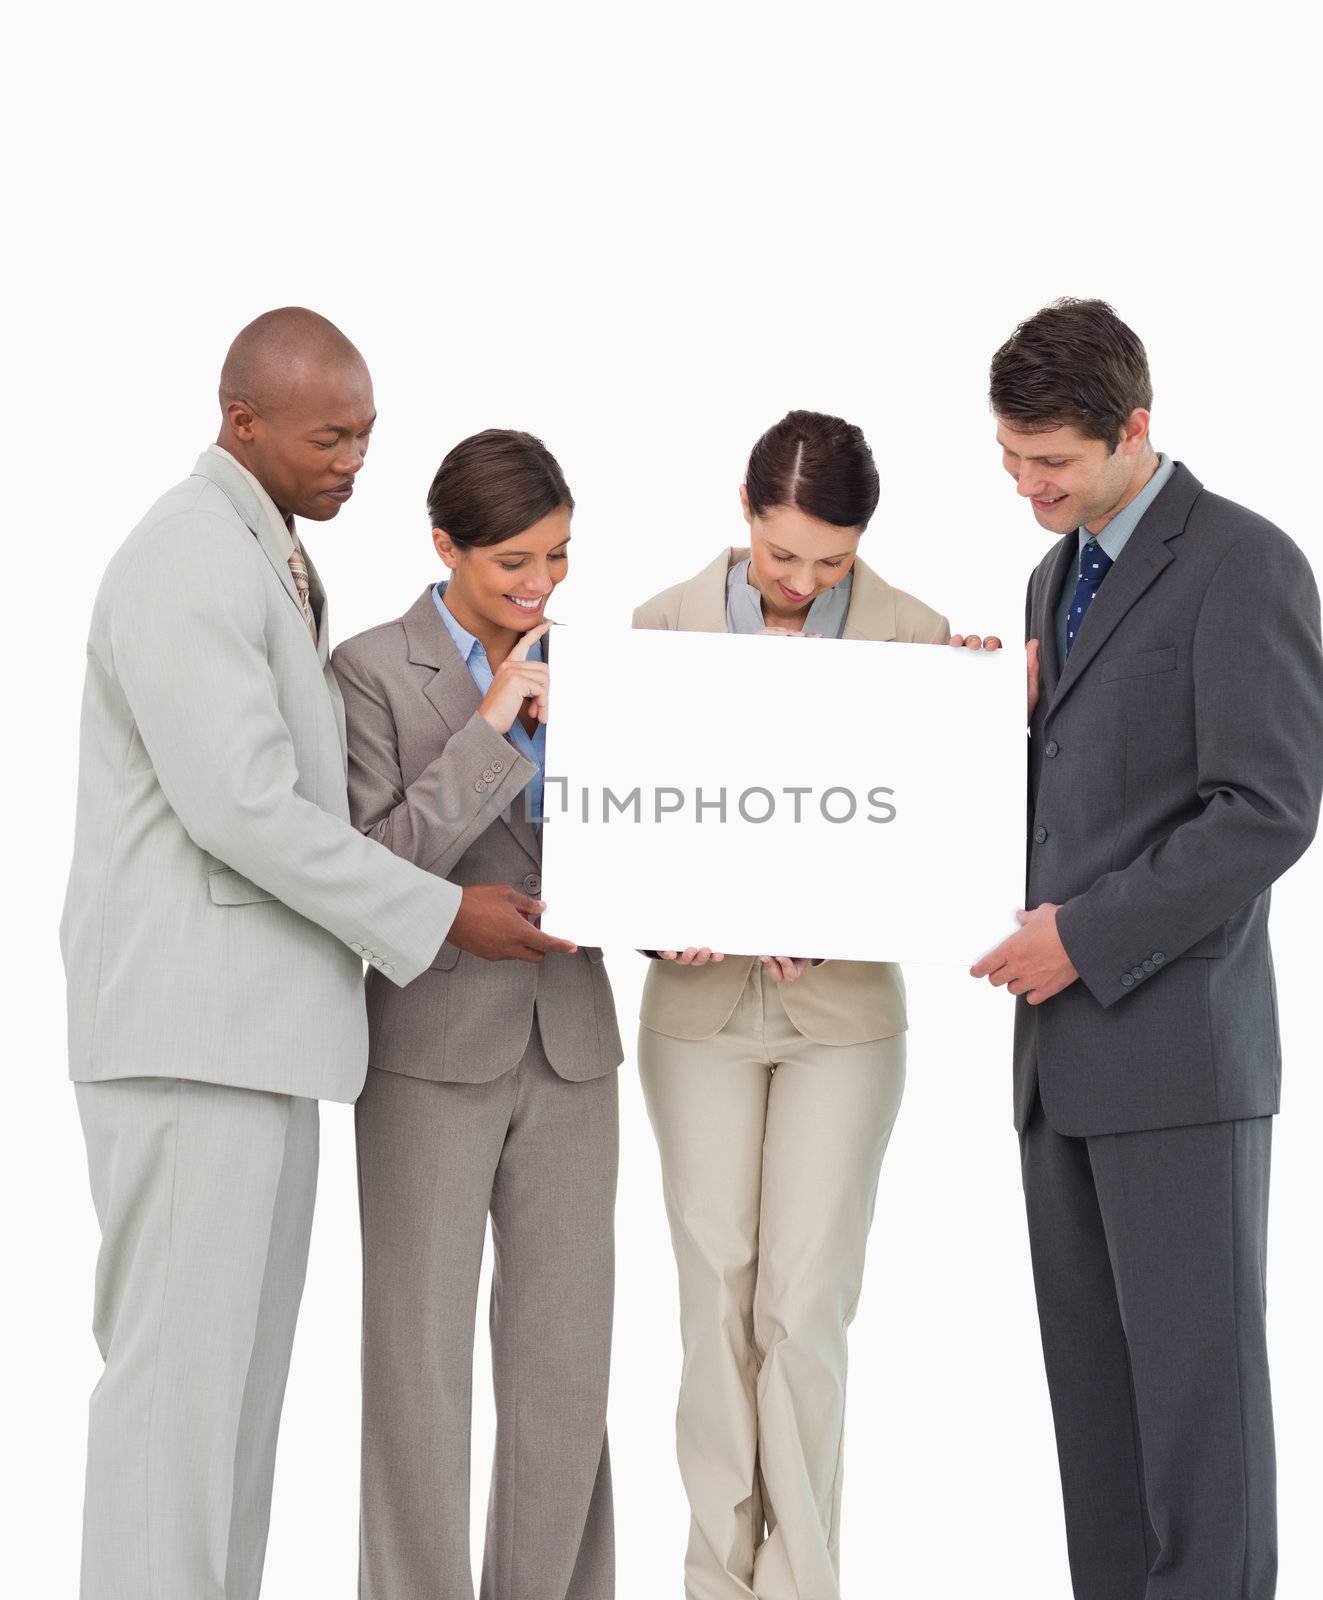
[1065,538,1114,657]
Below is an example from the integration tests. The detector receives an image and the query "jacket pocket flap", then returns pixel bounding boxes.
[1099,645,1177,681]
[207,867,277,906]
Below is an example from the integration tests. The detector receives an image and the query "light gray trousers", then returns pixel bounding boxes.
[75,1076,319,1600]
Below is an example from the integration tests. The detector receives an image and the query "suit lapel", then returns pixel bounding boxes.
[1047,465,1202,719]
[404,588,483,732]
[841,557,898,641]
[675,547,739,632]
[191,449,317,642]
[403,586,541,868]
[1035,534,1077,703]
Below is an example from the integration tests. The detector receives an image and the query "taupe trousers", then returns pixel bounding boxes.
[356,1020,618,1600]
[639,964,906,1600]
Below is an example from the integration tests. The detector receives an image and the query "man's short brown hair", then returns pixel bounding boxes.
[989,297,1153,446]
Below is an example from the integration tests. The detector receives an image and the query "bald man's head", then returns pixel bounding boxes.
[216,307,375,523]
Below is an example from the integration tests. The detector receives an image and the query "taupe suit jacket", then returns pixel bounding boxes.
[331,588,623,1083]
[632,546,950,1044]
[60,450,460,1101]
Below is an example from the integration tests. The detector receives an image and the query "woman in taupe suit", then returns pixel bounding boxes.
[635,410,997,1600]
[331,430,622,1600]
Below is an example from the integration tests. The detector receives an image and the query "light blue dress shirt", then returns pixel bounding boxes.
[1054,453,1175,665]
[432,582,546,827]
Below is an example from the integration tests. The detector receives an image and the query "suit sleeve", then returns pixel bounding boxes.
[331,643,537,879]
[108,515,460,985]
[1055,530,1323,1007]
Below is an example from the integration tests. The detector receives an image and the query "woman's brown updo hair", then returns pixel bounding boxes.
[745,409,880,532]
[427,428,573,548]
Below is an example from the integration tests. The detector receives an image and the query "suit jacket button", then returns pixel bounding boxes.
[523,874,540,892]
[1033,826,1048,844]
[381,962,394,976]
[1152,951,1166,965]
[492,759,504,773]
[475,780,487,793]
[1121,973,1135,987]
[1142,959,1156,974]
[1045,740,1060,757]
[1131,966,1145,981]
[482,768,494,782]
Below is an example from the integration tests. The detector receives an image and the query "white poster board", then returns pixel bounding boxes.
[538,626,1026,963]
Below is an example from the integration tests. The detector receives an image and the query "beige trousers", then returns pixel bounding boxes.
[638,965,906,1600]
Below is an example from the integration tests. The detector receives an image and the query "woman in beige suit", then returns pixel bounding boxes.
[635,410,998,1600]
[331,430,622,1600]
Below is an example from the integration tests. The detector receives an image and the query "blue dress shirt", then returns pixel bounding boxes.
[432,582,546,827]
[1054,453,1175,665]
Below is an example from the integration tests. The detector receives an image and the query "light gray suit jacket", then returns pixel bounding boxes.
[60,449,461,1102]
[332,588,623,1083]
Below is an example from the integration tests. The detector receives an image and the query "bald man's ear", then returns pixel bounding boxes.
[432,528,460,570]
[224,399,260,442]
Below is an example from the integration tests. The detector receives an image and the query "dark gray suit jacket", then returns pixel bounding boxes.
[1015,463,1323,1136]
[332,587,623,1085]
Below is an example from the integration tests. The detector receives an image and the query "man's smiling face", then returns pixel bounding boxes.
[996,417,1141,537]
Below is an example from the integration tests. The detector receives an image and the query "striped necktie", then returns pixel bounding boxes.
[288,548,318,642]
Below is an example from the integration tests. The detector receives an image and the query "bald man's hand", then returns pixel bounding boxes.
[446,883,577,963]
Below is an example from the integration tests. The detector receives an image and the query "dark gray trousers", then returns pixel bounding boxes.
[1021,1097,1275,1600]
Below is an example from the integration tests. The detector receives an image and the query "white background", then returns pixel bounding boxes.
[5,3,1320,1595]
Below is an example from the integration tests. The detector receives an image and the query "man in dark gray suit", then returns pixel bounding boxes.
[971,298,1323,1600]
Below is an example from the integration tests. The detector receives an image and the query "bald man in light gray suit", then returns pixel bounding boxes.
[60,308,574,1600]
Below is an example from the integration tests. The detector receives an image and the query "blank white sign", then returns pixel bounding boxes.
[539,626,1027,964]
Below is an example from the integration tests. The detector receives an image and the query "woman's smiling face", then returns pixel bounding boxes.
[742,488,861,627]
[433,506,572,637]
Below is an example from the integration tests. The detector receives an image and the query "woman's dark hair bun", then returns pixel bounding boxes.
[745,409,879,531]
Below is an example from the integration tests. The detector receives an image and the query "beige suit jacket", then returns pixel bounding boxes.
[633,546,950,1045]
[332,588,623,1083]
